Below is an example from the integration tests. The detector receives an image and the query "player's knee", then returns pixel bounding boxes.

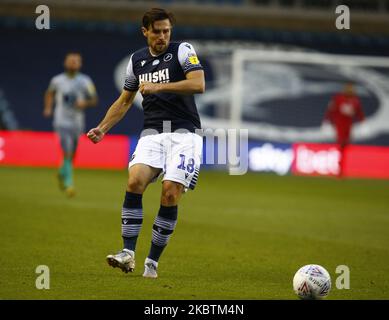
[63,152,74,160]
[161,191,179,206]
[161,182,182,205]
[127,177,146,194]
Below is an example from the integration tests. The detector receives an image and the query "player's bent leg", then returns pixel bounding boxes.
[161,180,184,206]
[63,152,76,197]
[57,127,78,197]
[107,164,161,274]
[338,140,349,178]
[123,164,162,254]
[143,181,184,278]
[57,129,69,189]
[127,164,161,194]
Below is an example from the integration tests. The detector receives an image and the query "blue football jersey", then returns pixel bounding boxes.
[123,41,203,133]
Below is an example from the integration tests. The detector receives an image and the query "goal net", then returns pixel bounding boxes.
[203,49,389,143]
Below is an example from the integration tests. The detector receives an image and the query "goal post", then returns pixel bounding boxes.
[229,49,389,142]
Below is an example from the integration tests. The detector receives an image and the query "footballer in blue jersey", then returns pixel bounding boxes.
[124,41,202,133]
[87,8,205,278]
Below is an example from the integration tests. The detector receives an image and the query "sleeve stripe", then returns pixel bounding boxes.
[123,86,138,92]
[183,58,202,71]
[184,66,203,75]
[124,76,138,91]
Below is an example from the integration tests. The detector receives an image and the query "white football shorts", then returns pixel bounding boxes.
[129,132,203,191]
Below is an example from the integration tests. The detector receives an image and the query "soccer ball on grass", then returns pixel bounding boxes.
[293,264,331,300]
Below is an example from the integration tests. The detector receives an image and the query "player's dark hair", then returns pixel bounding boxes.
[142,8,175,30]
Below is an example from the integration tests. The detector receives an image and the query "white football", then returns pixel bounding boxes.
[293,264,331,300]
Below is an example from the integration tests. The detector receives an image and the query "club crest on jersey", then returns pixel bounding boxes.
[163,53,173,62]
[139,68,170,83]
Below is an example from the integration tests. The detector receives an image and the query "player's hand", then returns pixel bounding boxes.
[75,99,88,110]
[139,81,161,95]
[87,127,105,144]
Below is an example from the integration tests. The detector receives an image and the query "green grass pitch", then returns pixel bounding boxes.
[0,166,388,299]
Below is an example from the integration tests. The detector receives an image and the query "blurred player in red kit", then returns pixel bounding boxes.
[323,82,365,177]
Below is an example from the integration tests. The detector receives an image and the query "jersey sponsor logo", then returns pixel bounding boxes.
[152,59,160,66]
[163,53,173,62]
[188,55,200,65]
[139,68,170,83]
[62,92,77,108]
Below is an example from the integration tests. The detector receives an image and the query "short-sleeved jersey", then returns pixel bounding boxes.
[48,73,96,131]
[123,41,203,133]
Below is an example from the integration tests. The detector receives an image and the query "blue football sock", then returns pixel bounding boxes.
[148,205,178,262]
[122,192,143,252]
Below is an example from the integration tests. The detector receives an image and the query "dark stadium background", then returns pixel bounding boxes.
[1,0,389,302]
[1,0,389,145]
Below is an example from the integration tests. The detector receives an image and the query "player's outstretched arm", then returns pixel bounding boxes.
[139,70,205,95]
[87,90,136,144]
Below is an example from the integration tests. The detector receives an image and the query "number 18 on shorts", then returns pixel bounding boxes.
[129,132,203,191]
